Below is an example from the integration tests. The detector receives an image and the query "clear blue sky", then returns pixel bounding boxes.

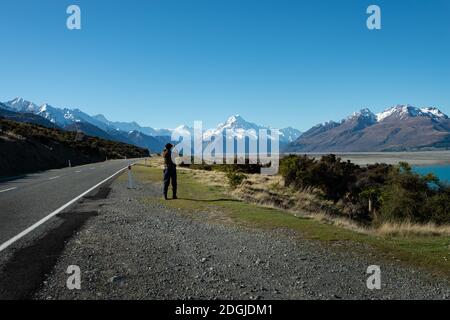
[1,0,449,130]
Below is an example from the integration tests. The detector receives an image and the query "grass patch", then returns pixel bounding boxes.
[130,162,450,279]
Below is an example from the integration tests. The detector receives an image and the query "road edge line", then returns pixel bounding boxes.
[0,163,135,253]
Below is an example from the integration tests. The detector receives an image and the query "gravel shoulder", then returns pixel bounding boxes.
[34,173,450,300]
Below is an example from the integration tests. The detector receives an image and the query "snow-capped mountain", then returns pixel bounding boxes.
[203,114,302,144]
[278,127,303,143]
[287,105,450,152]
[348,108,377,123]
[376,104,449,122]
[37,104,77,127]
[5,97,40,113]
[2,98,302,146]
[171,125,193,137]
[203,115,260,141]
[4,98,107,128]
[2,98,162,137]
[3,97,448,154]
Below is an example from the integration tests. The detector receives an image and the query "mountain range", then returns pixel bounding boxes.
[1,98,175,152]
[286,105,450,152]
[1,97,449,153]
[0,98,302,152]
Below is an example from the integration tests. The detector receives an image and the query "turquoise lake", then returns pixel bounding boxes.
[413,165,450,183]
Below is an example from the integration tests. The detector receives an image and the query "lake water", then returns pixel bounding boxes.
[413,165,450,184]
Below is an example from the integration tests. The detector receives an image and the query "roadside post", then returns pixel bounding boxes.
[127,165,134,189]
[68,160,71,168]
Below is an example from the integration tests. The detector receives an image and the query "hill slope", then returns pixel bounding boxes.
[0,119,149,178]
[0,104,59,129]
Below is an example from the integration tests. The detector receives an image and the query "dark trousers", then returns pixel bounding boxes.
[163,166,177,197]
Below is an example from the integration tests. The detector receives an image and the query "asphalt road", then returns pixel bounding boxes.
[0,159,136,249]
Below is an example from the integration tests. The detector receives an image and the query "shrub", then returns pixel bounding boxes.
[280,154,360,201]
[280,155,450,226]
[226,170,247,188]
[377,162,449,225]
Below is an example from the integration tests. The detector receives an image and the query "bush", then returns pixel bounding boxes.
[280,154,359,201]
[226,170,247,188]
[378,162,449,225]
[280,155,450,225]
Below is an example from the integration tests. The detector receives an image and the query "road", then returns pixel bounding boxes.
[0,159,136,250]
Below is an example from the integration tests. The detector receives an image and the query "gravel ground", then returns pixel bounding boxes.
[35,177,450,300]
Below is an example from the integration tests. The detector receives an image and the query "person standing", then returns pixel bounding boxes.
[162,143,177,200]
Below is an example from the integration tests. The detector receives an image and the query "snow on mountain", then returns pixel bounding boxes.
[5,97,39,113]
[420,107,448,119]
[203,114,301,144]
[203,115,261,141]
[304,105,448,135]
[2,98,303,147]
[278,127,303,143]
[171,125,193,137]
[4,98,98,128]
[288,104,450,152]
[347,108,377,123]
[37,104,74,126]
[376,105,448,122]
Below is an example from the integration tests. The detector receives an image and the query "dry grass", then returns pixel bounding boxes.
[230,173,330,213]
[225,170,450,237]
[229,173,369,234]
[141,157,450,238]
[376,222,450,237]
[187,169,227,187]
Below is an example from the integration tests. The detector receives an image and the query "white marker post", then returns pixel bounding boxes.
[68,160,72,168]
[127,165,134,189]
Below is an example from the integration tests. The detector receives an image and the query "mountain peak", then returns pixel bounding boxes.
[170,125,193,137]
[348,108,376,119]
[420,107,448,119]
[376,104,448,122]
[220,114,260,130]
[11,97,25,104]
[358,107,374,115]
[93,114,110,123]
[225,114,246,125]
[5,97,39,113]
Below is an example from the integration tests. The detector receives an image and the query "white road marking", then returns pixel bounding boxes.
[0,163,134,253]
[48,176,60,180]
[75,170,82,173]
[0,187,17,193]
[90,167,95,170]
